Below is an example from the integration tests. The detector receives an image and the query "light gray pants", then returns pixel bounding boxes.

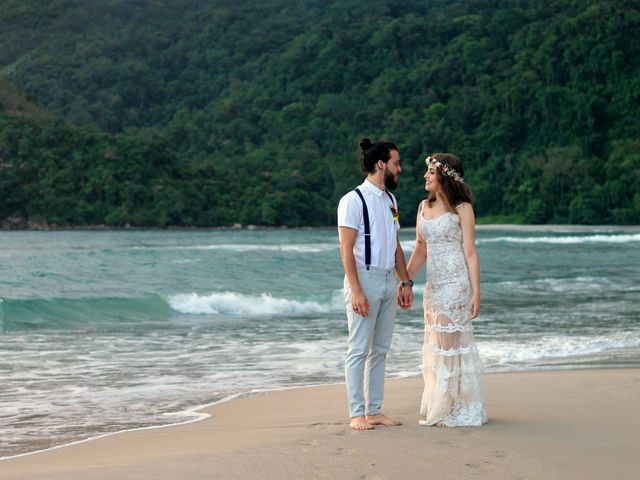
[344,267,397,417]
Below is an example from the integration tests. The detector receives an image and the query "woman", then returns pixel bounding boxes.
[407,153,487,427]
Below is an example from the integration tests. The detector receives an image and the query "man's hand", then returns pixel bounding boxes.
[352,288,370,317]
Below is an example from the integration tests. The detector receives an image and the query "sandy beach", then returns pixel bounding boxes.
[1,368,638,480]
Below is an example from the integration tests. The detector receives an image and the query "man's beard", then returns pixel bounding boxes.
[384,169,398,190]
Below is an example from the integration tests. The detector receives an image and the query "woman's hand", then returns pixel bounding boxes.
[397,284,414,310]
[469,294,480,320]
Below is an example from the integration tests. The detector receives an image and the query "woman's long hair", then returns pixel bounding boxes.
[426,153,473,210]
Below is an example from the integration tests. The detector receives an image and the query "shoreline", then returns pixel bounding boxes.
[1,223,639,233]
[0,383,326,462]
[1,368,638,479]
[2,366,639,467]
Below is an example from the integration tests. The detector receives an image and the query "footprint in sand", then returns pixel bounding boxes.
[307,421,343,429]
[464,460,492,471]
[436,440,454,447]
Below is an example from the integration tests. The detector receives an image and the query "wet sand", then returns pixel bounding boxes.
[1,369,638,480]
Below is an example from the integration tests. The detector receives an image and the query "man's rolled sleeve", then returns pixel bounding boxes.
[337,193,361,230]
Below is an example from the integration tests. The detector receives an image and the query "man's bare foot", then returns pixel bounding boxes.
[349,416,374,430]
[365,413,402,426]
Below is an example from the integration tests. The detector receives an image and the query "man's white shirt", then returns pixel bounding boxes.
[337,179,400,271]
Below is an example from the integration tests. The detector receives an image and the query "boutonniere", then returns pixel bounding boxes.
[390,204,400,222]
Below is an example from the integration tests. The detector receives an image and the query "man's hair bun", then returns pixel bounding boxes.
[359,138,373,151]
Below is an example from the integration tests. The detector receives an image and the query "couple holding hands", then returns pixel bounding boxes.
[337,138,487,430]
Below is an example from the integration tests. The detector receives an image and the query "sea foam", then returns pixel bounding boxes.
[404,233,640,250]
[480,332,640,368]
[130,243,337,253]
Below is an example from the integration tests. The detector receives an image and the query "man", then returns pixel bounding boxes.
[337,138,414,430]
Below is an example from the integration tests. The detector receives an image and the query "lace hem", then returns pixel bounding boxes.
[424,323,474,333]
[419,402,487,427]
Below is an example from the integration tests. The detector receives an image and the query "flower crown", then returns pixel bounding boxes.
[425,156,464,183]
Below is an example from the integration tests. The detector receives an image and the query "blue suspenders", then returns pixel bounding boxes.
[354,187,395,271]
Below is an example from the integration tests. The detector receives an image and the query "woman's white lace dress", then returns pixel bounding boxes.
[419,206,487,427]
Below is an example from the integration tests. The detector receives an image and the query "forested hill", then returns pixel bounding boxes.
[1,0,639,227]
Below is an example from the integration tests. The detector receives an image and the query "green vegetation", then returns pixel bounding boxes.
[1,0,638,227]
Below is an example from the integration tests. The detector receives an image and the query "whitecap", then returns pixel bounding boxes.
[167,290,344,316]
[477,233,640,244]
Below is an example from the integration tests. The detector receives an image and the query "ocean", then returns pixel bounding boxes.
[1,227,639,458]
